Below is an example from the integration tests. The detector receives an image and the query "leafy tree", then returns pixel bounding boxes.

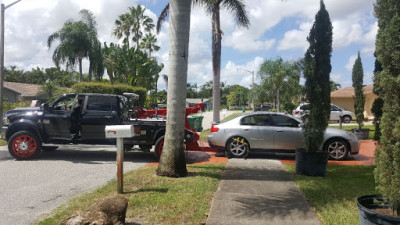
[330,80,341,91]
[47,9,102,82]
[374,0,400,214]
[352,52,365,129]
[4,66,25,82]
[198,81,213,98]
[102,43,163,91]
[114,5,154,49]
[372,55,383,141]
[157,0,249,123]
[156,0,192,178]
[186,83,199,98]
[303,0,332,152]
[226,85,249,107]
[258,57,301,111]
[140,33,160,57]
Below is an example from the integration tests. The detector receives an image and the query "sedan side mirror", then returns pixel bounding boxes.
[298,123,304,128]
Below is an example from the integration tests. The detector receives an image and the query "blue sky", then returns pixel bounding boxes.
[1,0,377,90]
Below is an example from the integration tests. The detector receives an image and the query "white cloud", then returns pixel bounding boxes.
[220,57,264,88]
[346,55,358,71]
[278,22,312,51]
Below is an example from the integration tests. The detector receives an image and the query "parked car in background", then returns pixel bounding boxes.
[254,105,273,111]
[292,103,355,123]
[207,111,359,160]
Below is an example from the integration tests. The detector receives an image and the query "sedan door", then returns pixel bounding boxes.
[270,114,304,150]
[330,105,342,121]
[239,114,274,149]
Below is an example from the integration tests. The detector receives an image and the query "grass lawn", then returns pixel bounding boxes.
[285,164,377,225]
[0,139,7,146]
[36,164,225,225]
[329,124,375,139]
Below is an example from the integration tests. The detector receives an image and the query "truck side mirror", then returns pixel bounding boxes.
[41,103,49,111]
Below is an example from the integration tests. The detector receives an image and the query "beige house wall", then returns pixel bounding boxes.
[331,93,378,120]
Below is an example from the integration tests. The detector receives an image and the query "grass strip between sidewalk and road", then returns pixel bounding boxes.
[36,163,226,225]
[285,164,377,225]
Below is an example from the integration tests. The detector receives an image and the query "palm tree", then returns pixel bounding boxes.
[140,33,160,57]
[114,5,155,49]
[258,57,300,111]
[156,0,192,178]
[47,9,102,82]
[157,0,249,123]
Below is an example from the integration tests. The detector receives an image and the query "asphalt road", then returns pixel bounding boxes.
[0,145,155,225]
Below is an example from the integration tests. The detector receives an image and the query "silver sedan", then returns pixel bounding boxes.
[207,112,360,160]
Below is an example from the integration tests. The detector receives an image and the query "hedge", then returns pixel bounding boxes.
[71,82,147,107]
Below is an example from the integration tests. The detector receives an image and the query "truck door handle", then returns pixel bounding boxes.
[243,129,249,131]
[62,115,68,119]
[277,130,283,133]
[105,116,113,119]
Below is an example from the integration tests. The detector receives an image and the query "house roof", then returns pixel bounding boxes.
[4,82,42,97]
[186,98,211,104]
[331,84,375,98]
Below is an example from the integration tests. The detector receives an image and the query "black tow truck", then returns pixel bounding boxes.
[2,93,195,160]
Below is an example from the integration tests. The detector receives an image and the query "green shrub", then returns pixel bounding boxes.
[3,100,30,112]
[71,82,147,107]
[281,102,296,113]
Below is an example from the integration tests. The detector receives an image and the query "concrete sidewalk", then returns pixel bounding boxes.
[206,158,322,225]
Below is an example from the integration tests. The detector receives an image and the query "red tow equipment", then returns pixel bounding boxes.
[132,103,211,151]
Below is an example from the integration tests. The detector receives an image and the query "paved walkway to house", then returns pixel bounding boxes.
[146,140,376,225]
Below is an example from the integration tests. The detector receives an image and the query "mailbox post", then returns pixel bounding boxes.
[105,125,135,194]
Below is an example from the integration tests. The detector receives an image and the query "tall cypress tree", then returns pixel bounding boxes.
[352,52,365,130]
[303,0,332,152]
[374,0,400,213]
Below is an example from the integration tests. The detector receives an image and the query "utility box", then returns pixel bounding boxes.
[105,125,135,138]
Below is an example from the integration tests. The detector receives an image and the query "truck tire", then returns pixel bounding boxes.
[154,136,164,159]
[8,131,42,160]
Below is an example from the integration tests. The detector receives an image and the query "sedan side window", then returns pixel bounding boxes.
[241,115,271,126]
[271,115,299,127]
[331,105,341,111]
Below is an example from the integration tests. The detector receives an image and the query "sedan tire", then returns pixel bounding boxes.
[324,138,349,160]
[341,115,352,123]
[226,136,249,158]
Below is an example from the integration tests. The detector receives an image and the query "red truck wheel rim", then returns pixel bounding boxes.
[12,135,37,158]
[157,140,164,156]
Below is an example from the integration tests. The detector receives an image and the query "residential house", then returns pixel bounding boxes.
[330,84,378,120]
[186,98,212,110]
[3,82,42,103]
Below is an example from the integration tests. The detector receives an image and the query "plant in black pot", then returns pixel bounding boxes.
[295,0,332,177]
[351,52,370,140]
[356,0,400,224]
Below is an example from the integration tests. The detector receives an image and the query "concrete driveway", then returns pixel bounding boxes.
[0,145,155,225]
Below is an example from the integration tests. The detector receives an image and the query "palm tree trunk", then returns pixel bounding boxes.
[156,0,191,178]
[212,3,221,123]
[78,58,83,82]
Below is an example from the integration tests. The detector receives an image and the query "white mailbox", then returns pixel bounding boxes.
[105,125,135,138]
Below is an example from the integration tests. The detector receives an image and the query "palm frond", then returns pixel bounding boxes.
[156,3,169,34]
[221,0,250,28]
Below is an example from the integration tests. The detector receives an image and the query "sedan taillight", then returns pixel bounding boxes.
[211,125,219,133]
[294,110,300,115]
